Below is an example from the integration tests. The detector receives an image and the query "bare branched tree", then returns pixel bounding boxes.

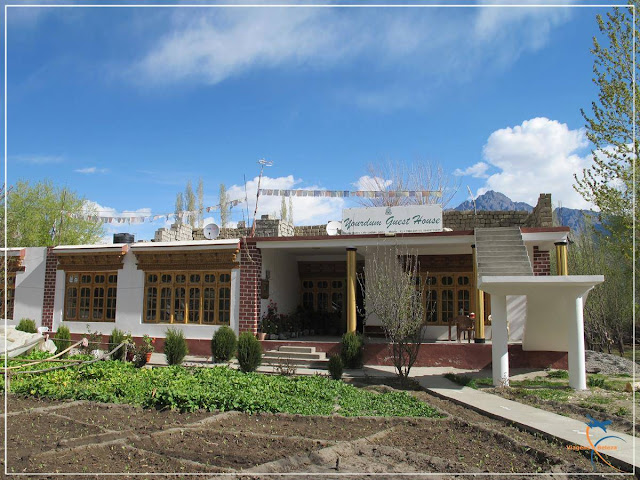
[356,160,459,208]
[359,245,424,381]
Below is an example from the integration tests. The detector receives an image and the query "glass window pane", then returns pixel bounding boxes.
[65,287,78,320]
[106,287,117,321]
[94,274,105,284]
[146,287,157,322]
[188,287,200,323]
[81,274,92,284]
[205,274,216,283]
[147,274,158,284]
[92,287,105,321]
[218,287,230,324]
[219,273,230,283]
[457,290,470,316]
[79,287,91,320]
[425,290,438,323]
[317,292,329,311]
[441,290,454,323]
[108,274,118,284]
[174,287,185,322]
[302,292,314,309]
[190,274,201,283]
[203,288,215,323]
[161,274,172,283]
[176,274,186,284]
[160,287,172,322]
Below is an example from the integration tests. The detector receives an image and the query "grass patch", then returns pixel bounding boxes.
[510,387,571,402]
[5,353,441,417]
[444,373,477,389]
[546,369,569,379]
[587,375,607,389]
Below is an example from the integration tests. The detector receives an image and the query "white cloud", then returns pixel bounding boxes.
[75,166,109,174]
[12,154,63,165]
[453,162,490,178]
[125,6,572,94]
[226,175,344,225]
[478,117,594,209]
[352,175,393,191]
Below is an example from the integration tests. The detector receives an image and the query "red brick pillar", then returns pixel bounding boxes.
[532,246,550,276]
[41,247,58,330]
[239,239,261,334]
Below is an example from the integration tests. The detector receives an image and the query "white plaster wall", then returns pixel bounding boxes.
[507,295,526,342]
[260,249,299,316]
[522,289,573,351]
[12,247,47,326]
[55,251,241,339]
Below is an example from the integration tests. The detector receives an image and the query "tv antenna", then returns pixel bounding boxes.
[250,158,273,236]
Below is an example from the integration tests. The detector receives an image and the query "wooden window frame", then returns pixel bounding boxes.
[64,271,117,322]
[0,273,17,320]
[300,277,345,314]
[143,270,231,325]
[419,272,475,326]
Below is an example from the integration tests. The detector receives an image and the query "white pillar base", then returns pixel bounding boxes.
[491,294,509,387]
[568,295,587,390]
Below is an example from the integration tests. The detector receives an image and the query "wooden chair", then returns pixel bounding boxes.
[449,314,474,343]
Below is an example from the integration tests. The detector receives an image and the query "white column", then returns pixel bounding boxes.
[491,294,509,387]
[568,294,587,390]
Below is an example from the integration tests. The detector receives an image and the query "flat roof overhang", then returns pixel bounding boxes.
[478,274,604,296]
[130,239,240,253]
[256,230,474,252]
[54,244,129,255]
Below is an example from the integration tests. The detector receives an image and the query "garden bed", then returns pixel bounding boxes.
[2,394,625,476]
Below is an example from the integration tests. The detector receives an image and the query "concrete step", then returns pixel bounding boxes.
[263,351,327,361]
[475,232,522,239]
[476,227,521,232]
[478,272,532,277]
[477,260,532,267]
[263,357,330,369]
[278,346,316,354]
[477,245,528,253]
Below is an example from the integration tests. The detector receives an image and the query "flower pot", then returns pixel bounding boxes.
[257,332,267,341]
[145,352,152,363]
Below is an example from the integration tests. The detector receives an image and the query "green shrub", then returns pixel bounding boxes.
[16,318,37,334]
[328,355,343,380]
[546,369,569,379]
[108,328,131,361]
[211,326,237,363]
[164,328,188,365]
[587,375,607,388]
[53,325,71,357]
[340,332,364,368]
[237,332,262,373]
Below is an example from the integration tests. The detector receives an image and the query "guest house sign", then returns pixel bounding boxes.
[342,205,443,234]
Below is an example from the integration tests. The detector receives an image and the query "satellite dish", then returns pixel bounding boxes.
[203,223,220,240]
[326,221,342,236]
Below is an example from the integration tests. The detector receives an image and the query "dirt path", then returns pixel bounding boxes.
[0,394,633,479]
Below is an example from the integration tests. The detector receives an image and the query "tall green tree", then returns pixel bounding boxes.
[280,195,287,221]
[175,192,184,225]
[288,196,294,225]
[574,2,639,263]
[185,181,196,227]
[219,184,230,228]
[2,180,103,247]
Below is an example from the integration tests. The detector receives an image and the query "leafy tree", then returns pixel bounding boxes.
[574,2,639,263]
[185,180,196,227]
[357,160,459,208]
[567,223,633,355]
[280,195,287,221]
[2,180,103,247]
[174,192,184,225]
[360,246,424,381]
[219,184,230,228]
[288,196,294,224]
[197,178,204,228]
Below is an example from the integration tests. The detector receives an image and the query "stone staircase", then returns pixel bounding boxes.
[475,227,533,277]
[262,346,329,369]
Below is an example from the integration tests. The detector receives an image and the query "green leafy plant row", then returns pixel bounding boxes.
[5,354,441,418]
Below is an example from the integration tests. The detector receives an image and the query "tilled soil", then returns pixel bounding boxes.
[1,393,634,479]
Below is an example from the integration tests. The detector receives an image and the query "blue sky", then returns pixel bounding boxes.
[6,2,618,241]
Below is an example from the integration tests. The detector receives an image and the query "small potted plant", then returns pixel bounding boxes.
[134,335,155,368]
